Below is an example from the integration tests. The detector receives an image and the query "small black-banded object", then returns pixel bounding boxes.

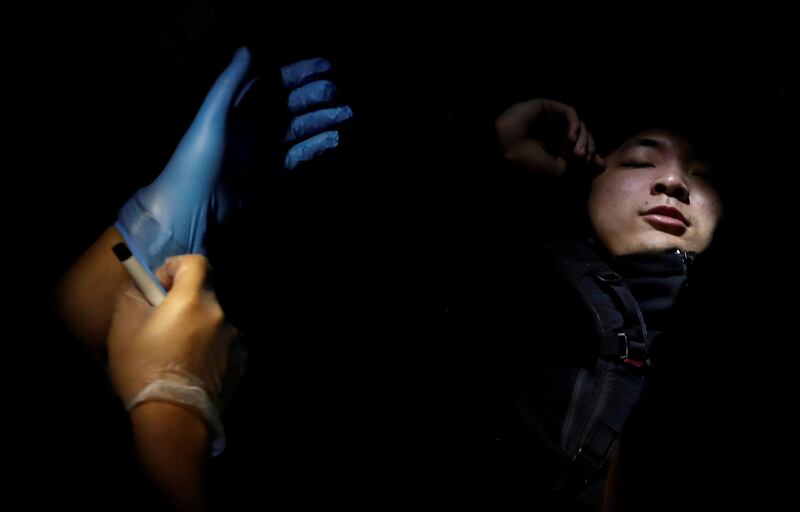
[112,242,132,262]
[112,242,166,307]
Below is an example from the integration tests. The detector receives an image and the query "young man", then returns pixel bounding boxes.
[435,96,732,510]
[496,98,724,256]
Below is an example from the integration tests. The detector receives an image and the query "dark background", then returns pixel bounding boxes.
[12,2,798,508]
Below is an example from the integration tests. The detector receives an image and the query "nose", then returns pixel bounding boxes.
[651,166,690,203]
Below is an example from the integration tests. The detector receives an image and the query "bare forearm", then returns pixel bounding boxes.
[53,225,129,354]
[130,402,211,511]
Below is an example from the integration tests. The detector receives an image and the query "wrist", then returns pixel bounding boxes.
[130,401,211,446]
[126,378,226,456]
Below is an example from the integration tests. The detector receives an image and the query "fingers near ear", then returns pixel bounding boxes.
[574,121,588,157]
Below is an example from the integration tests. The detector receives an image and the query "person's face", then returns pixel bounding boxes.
[588,128,723,256]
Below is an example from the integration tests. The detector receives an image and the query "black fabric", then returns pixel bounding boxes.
[607,248,694,343]
[211,236,694,509]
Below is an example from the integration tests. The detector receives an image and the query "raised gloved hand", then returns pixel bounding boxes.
[115,48,353,287]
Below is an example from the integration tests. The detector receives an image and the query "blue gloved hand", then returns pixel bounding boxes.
[281,58,354,170]
[115,48,353,286]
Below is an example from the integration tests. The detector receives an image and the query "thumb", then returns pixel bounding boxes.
[195,47,253,127]
[154,255,212,298]
[169,46,251,160]
[154,47,253,187]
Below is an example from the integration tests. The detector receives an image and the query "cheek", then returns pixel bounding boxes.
[589,179,624,237]
[695,190,724,230]
[590,174,641,218]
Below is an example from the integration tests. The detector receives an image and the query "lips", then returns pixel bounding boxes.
[643,206,689,226]
[642,206,690,235]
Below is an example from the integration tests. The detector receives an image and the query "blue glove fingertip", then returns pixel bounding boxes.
[285,106,354,143]
[287,80,338,113]
[284,130,340,171]
[281,57,333,89]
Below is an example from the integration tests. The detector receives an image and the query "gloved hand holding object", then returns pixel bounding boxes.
[108,252,243,456]
[115,47,353,289]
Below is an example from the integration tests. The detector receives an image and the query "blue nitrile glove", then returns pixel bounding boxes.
[115,48,353,286]
[281,57,353,170]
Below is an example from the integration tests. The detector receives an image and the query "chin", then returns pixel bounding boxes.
[615,233,689,256]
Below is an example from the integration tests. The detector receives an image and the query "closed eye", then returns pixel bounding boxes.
[621,161,655,168]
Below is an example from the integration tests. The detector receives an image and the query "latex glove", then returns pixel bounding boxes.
[281,57,353,170]
[107,254,243,455]
[115,49,353,288]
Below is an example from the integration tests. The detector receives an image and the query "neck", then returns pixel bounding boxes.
[587,236,696,333]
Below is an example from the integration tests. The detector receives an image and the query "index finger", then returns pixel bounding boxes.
[281,57,333,89]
